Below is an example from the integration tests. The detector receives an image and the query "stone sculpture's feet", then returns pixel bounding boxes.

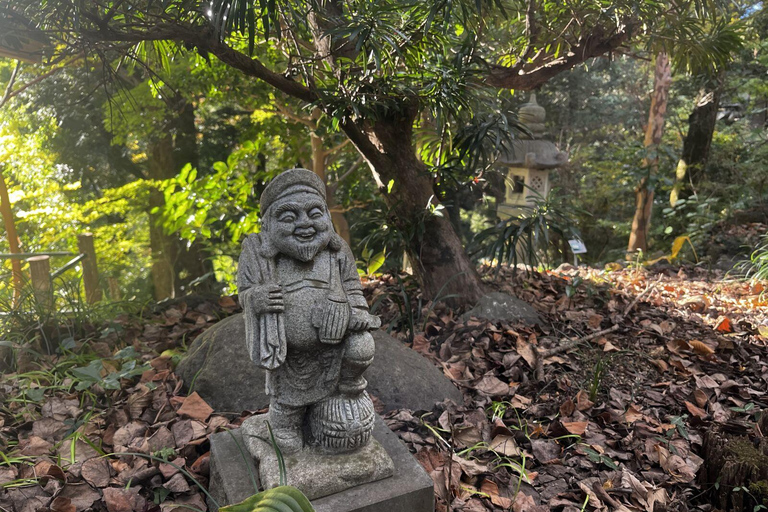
[272,427,304,454]
[338,376,367,396]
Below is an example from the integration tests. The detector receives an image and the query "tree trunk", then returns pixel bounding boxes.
[628,52,672,254]
[0,166,23,305]
[147,135,177,301]
[342,114,486,305]
[146,100,217,300]
[309,110,352,245]
[670,81,721,206]
[169,100,216,294]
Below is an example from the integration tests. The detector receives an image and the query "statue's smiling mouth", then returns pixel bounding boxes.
[294,229,316,242]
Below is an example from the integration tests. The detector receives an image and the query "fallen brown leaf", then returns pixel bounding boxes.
[480,479,513,508]
[177,392,213,422]
[103,487,147,512]
[49,497,75,512]
[516,335,537,368]
[81,457,111,488]
[690,340,715,356]
[575,390,595,411]
[684,400,708,420]
[562,421,588,436]
[489,435,521,457]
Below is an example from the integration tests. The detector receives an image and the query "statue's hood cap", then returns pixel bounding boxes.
[260,168,326,212]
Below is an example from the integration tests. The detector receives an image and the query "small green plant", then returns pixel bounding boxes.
[493,453,532,495]
[740,233,768,283]
[469,188,585,273]
[221,486,315,512]
[579,445,618,470]
[68,347,151,391]
[152,447,177,460]
[565,276,583,299]
[487,400,510,422]
[356,247,386,278]
[661,196,719,244]
[588,357,605,402]
[732,485,768,512]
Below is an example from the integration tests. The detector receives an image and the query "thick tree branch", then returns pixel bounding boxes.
[484,26,634,90]
[80,24,317,103]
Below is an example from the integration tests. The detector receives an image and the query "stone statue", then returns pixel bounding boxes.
[238,168,381,455]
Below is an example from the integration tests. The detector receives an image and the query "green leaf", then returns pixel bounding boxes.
[220,486,314,512]
[367,250,386,275]
[71,360,103,382]
[24,388,45,402]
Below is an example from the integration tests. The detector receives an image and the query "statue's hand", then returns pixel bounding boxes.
[348,309,381,331]
[243,283,284,314]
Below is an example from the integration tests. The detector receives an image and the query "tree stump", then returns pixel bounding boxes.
[27,255,52,310]
[699,415,768,511]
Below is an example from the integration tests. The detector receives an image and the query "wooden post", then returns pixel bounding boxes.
[77,233,102,303]
[27,255,52,310]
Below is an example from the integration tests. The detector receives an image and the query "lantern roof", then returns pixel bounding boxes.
[498,93,568,170]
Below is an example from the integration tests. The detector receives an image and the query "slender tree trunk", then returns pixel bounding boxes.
[147,135,176,301]
[342,113,486,305]
[147,100,216,300]
[670,81,721,206]
[0,166,22,305]
[309,109,352,245]
[169,100,216,294]
[628,52,672,254]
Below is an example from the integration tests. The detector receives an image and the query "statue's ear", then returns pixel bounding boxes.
[328,233,345,252]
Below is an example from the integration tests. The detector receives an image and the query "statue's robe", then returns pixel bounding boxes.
[237,233,368,407]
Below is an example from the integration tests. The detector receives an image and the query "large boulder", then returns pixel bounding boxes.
[461,292,541,325]
[175,313,463,413]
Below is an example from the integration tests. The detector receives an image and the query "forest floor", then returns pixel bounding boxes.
[1,263,767,512]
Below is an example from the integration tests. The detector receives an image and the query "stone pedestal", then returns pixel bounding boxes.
[208,416,434,512]
[241,414,394,500]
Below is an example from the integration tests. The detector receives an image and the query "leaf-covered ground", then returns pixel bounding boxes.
[1,265,767,512]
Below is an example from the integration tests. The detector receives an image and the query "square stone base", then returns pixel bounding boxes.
[241,413,394,500]
[208,416,434,512]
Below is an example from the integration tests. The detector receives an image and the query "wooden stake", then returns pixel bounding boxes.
[27,255,52,310]
[77,233,102,303]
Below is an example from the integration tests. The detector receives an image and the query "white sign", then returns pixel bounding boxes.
[568,238,587,254]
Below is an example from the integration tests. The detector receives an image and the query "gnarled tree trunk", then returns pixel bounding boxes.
[628,52,672,254]
[342,112,486,304]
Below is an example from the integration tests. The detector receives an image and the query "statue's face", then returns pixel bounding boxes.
[267,191,333,262]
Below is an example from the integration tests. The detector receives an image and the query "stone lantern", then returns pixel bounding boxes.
[496,93,568,220]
